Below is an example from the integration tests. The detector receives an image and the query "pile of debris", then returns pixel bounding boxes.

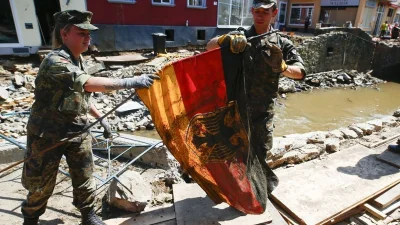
[279,69,384,93]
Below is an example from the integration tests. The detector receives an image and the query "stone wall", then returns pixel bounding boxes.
[371,43,400,81]
[296,31,375,74]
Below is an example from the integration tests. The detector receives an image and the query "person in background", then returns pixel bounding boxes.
[304,16,311,33]
[21,10,158,225]
[380,21,389,38]
[391,22,399,39]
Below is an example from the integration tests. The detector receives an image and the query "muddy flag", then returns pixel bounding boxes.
[137,47,269,214]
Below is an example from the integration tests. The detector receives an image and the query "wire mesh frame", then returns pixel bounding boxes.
[0,131,162,194]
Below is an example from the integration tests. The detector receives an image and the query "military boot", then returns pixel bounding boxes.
[23,217,39,225]
[80,208,106,225]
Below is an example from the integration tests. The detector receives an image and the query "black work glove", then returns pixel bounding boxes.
[100,119,112,139]
[261,42,288,73]
[217,31,247,54]
[122,74,160,89]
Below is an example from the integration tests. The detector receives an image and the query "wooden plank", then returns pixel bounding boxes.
[382,200,400,214]
[270,199,300,225]
[323,206,364,225]
[271,144,400,225]
[362,203,387,220]
[371,183,400,208]
[377,150,400,169]
[104,204,176,225]
[368,134,400,148]
[265,198,289,225]
[173,183,272,225]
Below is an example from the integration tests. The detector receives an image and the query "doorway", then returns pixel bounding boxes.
[278,1,288,30]
[373,4,385,36]
[34,0,61,47]
[0,0,19,44]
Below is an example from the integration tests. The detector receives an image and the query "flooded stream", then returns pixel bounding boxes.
[274,82,400,136]
[131,82,400,139]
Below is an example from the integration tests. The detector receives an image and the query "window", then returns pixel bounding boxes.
[289,3,314,26]
[188,0,206,8]
[388,8,394,17]
[197,30,206,40]
[152,0,174,6]
[107,0,136,4]
[165,29,174,41]
[0,0,19,43]
[394,14,400,23]
[361,6,374,28]
[217,0,253,27]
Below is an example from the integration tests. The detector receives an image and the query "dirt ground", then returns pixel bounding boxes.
[0,160,173,225]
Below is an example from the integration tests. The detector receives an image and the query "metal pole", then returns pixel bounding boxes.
[0,133,27,150]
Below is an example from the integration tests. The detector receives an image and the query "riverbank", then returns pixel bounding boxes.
[0,49,387,139]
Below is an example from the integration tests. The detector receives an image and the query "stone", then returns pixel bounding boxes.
[354,123,375,135]
[279,81,296,93]
[95,103,105,109]
[102,98,110,104]
[109,65,124,70]
[136,117,150,127]
[340,128,358,139]
[145,57,167,67]
[269,137,307,160]
[327,129,344,140]
[106,170,151,213]
[282,144,321,164]
[337,75,344,82]
[325,138,340,152]
[116,101,144,114]
[366,119,383,132]
[381,116,398,127]
[124,122,135,130]
[13,74,24,87]
[307,132,326,144]
[393,109,400,117]
[24,75,36,90]
[0,87,9,100]
[348,126,364,137]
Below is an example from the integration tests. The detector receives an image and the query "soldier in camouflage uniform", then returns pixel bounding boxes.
[207,0,306,191]
[22,10,159,225]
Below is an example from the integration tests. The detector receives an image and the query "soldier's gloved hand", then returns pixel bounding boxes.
[262,43,288,73]
[122,74,160,89]
[217,31,247,54]
[100,119,112,139]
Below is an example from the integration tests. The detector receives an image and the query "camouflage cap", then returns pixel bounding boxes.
[253,0,277,9]
[54,10,98,31]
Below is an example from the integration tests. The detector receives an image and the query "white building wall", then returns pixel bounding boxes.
[10,0,41,47]
[59,0,87,11]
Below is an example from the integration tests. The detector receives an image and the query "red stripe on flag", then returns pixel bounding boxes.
[173,49,227,118]
[206,159,264,214]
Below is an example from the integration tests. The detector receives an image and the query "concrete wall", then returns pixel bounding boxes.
[91,25,228,51]
[297,29,375,73]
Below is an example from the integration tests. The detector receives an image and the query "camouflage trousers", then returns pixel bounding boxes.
[21,130,96,218]
[250,110,275,161]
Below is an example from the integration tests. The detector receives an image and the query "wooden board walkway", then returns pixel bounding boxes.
[271,144,400,225]
[173,183,275,225]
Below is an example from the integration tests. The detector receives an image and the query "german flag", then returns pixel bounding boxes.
[137,47,269,214]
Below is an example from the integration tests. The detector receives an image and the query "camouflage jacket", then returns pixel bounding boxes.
[28,45,92,139]
[242,25,306,113]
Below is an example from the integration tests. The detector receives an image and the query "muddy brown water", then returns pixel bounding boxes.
[274,82,400,136]
[131,82,400,139]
